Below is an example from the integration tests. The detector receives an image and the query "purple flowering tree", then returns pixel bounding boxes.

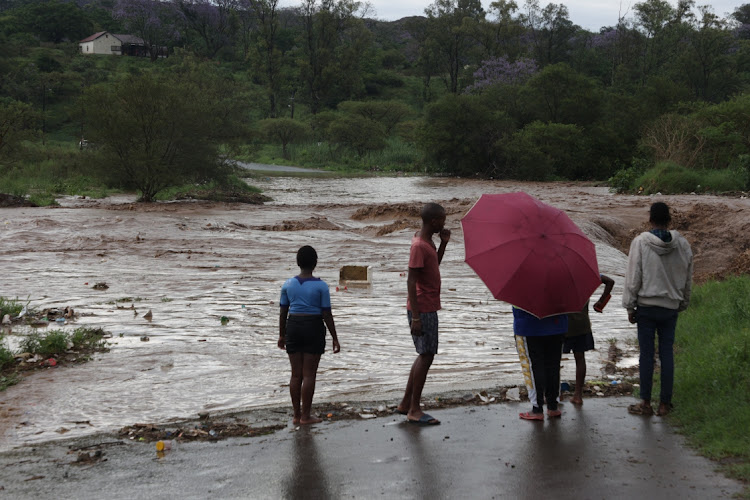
[464,56,538,93]
[114,0,179,61]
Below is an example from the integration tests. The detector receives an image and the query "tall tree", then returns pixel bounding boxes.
[114,0,180,61]
[175,0,238,58]
[297,0,371,114]
[245,0,282,116]
[421,0,485,94]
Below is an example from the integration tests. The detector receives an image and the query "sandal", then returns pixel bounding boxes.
[628,403,654,416]
[656,403,673,416]
[547,409,562,418]
[519,411,544,421]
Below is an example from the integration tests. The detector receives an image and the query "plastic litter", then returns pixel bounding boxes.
[155,440,172,451]
[506,387,521,401]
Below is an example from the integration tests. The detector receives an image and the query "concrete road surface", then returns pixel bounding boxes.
[0,397,742,499]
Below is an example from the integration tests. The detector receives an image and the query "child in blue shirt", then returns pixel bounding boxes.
[278,245,340,425]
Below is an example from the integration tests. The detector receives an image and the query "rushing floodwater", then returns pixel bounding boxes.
[0,175,634,449]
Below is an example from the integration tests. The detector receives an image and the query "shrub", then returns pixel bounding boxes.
[0,339,15,371]
[0,296,24,318]
[70,327,107,350]
[19,330,69,357]
[608,159,650,193]
[635,161,745,194]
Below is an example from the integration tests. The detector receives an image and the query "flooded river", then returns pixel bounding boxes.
[0,175,637,449]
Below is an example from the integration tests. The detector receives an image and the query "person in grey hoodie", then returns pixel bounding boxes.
[623,202,693,417]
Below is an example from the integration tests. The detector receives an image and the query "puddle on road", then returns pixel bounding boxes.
[0,176,634,449]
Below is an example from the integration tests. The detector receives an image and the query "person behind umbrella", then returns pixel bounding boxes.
[395,203,450,425]
[514,308,568,420]
[623,202,693,417]
[278,245,341,425]
[563,274,615,405]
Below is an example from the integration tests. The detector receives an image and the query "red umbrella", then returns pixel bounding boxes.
[461,192,600,318]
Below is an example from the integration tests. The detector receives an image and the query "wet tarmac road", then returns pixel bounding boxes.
[0,397,742,499]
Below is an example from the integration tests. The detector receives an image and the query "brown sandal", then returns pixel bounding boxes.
[628,403,654,416]
[656,403,673,416]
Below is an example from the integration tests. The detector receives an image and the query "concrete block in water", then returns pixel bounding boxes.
[339,265,372,286]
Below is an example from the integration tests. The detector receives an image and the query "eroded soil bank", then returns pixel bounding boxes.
[1,177,747,450]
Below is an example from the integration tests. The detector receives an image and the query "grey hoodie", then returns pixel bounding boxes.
[622,230,693,312]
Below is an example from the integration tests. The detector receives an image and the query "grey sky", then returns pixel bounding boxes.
[281,0,746,32]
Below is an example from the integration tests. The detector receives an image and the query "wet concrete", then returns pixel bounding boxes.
[0,397,741,499]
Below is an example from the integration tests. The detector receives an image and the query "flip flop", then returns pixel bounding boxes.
[547,409,562,418]
[519,411,544,421]
[407,413,440,425]
[628,403,654,416]
[394,408,408,415]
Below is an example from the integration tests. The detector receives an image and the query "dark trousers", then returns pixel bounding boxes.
[518,334,564,412]
[636,306,678,404]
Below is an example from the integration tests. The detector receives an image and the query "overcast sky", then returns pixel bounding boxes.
[312,0,746,31]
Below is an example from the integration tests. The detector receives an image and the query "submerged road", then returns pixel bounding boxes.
[0,397,742,499]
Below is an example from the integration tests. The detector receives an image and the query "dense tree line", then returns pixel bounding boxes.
[2,0,750,195]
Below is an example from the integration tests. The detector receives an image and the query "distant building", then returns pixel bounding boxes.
[78,31,167,57]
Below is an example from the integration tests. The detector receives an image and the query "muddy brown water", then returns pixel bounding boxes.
[2,175,744,451]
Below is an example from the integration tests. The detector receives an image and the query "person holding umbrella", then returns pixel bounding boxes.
[396,203,450,425]
[461,192,602,421]
[514,308,568,420]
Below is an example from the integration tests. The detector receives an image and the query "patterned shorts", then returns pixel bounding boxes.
[407,311,439,355]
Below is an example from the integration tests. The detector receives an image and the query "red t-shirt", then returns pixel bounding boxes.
[407,235,441,313]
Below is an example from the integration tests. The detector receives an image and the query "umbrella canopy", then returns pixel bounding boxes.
[461,192,600,318]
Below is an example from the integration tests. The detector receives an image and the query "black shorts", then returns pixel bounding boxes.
[562,332,595,353]
[285,315,326,355]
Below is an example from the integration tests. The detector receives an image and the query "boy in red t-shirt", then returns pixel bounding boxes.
[395,203,450,425]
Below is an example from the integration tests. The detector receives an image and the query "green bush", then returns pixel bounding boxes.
[635,161,745,194]
[70,327,107,350]
[608,159,650,194]
[0,297,24,318]
[0,338,15,371]
[19,330,69,357]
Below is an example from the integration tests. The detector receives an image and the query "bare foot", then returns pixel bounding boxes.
[299,415,322,425]
[570,396,583,405]
[292,416,301,425]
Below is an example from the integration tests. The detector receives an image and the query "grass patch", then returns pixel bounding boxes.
[0,374,19,391]
[69,327,108,351]
[671,276,750,489]
[623,161,747,195]
[0,296,24,318]
[2,327,110,391]
[155,175,268,203]
[0,338,15,370]
[247,137,423,173]
[0,142,116,205]
[19,330,69,357]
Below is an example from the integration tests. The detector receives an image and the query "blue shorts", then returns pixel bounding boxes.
[407,311,439,355]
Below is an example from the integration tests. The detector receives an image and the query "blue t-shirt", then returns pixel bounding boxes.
[512,307,568,337]
[279,276,332,315]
